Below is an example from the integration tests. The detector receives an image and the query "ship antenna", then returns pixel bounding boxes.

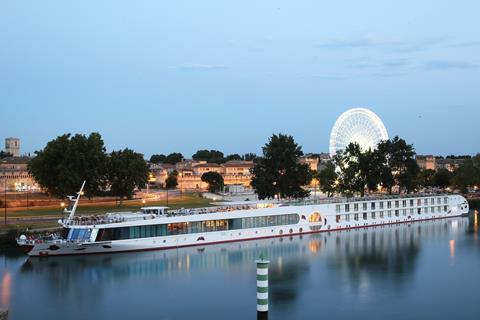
[66,180,86,224]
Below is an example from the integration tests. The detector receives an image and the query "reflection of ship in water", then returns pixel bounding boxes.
[325,217,468,294]
[19,217,470,306]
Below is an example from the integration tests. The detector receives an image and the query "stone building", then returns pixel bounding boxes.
[0,156,38,191]
[5,137,20,157]
[416,155,436,170]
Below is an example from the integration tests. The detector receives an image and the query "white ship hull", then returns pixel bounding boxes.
[19,194,469,257]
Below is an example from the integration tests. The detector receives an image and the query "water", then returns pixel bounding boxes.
[1,212,480,320]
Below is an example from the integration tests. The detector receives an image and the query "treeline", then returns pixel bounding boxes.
[28,133,148,202]
[250,133,479,200]
[149,150,257,164]
[318,139,480,196]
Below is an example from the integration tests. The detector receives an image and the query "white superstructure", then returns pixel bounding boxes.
[17,191,469,257]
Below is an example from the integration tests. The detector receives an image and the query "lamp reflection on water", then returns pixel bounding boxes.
[1,272,11,307]
[449,239,456,259]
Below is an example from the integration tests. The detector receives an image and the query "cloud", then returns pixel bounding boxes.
[169,62,228,70]
[316,35,393,48]
[300,74,344,80]
[447,41,480,48]
[316,35,446,53]
[423,60,479,70]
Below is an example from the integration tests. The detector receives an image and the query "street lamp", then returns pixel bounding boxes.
[4,180,6,225]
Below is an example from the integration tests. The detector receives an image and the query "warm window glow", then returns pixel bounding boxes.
[309,212,321,222]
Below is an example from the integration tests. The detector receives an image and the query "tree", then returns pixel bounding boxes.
[243,153,257,161]
[250,134,311,199]
[377,136,419,194]
[225,154,242,161]
[333,143,381,197]
[192,149,225,163]
[452,158,479,193]
[0,151,12,159]
[201,171,224,193]
[165,170,178,189]
[107,148,148,203]
[417,169,435,188]
[150,154,166,164]
[432,169,453,189]
[28,132,108,198]
[164,153,184,164]
[318,161,337,197]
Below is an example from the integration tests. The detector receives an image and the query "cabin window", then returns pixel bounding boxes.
[410,200,414,207]
[354,204,359,211]
[395,210,399,217]
[335,205,341,213]
[345,204,350,212]
[354,214,359,221]
[431,198,435,205]
[363,212,367,220]
[379,211,384,218]
[336,215,341,223]
[444,205,448,212]
[402,200,407,208]
[395,201,399,208]
[444,197,448,204]
[371,202,375,210]
[371,212,376,219]
[379,202,384,209]
[345,214,350,222]
[417,199,422,206]
[363,203,367,210]
[387,201,392,209]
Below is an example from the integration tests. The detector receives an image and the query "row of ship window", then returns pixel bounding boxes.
[93,214,300,241]
[335,205,449,223]
[335,197,449,213]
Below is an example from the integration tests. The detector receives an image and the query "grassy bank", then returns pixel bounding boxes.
[0,193,214,244]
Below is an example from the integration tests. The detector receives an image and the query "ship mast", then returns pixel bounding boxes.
[65,180,86,224]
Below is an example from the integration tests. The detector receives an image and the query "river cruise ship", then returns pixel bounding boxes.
[17,183,469,257]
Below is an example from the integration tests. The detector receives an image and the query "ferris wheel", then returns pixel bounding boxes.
[329,108,389,157]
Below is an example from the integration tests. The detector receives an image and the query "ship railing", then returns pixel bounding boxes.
[284,192,452,207]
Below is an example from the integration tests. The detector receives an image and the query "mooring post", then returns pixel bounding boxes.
[256,255,270,320]
[0,308,8,320]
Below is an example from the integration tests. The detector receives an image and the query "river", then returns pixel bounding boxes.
[1,211,480,319]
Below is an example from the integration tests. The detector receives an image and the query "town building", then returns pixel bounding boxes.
[0,156,38,191]
[416,155,436,170]
[148,160,254,191]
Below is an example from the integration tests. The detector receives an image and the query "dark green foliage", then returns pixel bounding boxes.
[0,151,12,159]
[432,169,453,189]
[333,143,382,197]
[243,153,257,161]
[201,171,224,193]
[150,154,166,164]
[377,136,419,194]
[165,170,179,189]
[250,134,311,199]
[192,149,225,164]
[451,156,480,193]
[107,148,148,202]
[225,154,242,161]
[28,133,108,198]
[418,169,435,188]
[164,153,184,164]
[318,161,337,197]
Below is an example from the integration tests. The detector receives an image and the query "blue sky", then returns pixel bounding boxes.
[1,1,479,158]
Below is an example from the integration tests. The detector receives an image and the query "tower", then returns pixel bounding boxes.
[5,137,20,157]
